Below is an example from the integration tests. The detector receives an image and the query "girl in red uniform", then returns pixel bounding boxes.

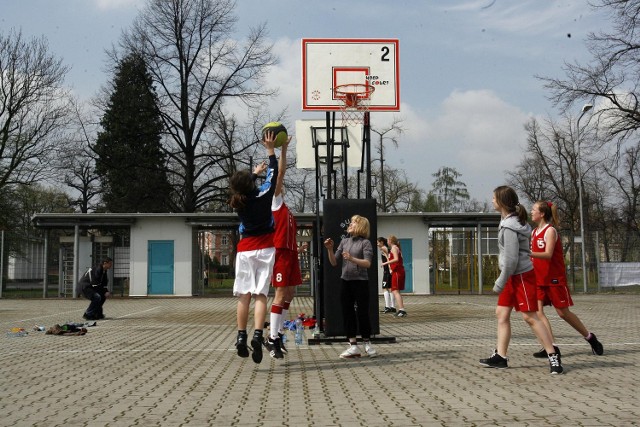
[264,135,303,359]
[530,201,604,357]
[382,235,407,317]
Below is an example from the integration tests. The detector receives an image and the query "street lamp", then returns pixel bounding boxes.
[576,103,593,293]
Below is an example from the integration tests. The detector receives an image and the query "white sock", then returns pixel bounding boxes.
[269,311,282,340]
[384,290,394,308]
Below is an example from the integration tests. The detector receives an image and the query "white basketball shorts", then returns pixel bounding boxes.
[233,247,276,296]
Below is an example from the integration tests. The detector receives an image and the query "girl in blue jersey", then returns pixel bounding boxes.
[229,132,278,364]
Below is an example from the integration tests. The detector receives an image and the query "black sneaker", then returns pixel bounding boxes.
[250,336,263,364]
[388,307,397,313]
[396,310,407,317]
[533,345,560,359]
[380,307,390,313]
[236,332,249,358]
[548,353,564,375]
[264,337,284,359]
[278,332,288,354]
[587,333,604,355]
[479,350,508,369]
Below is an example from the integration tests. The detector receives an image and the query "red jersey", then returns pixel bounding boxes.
[272,194,297,251]
[531,224,566,286]
[388,247,405,273]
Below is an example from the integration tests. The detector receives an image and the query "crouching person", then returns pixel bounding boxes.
[80,257,113,320]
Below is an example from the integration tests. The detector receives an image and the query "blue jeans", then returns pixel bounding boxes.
[82,286,107,318]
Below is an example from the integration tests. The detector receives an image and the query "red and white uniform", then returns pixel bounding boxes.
[271,194,302,288]
[389,247,405,291]
[531,224,573,308]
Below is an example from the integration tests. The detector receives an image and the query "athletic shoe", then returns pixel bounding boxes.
[364,342,378,358]
[264,337,284,359]
[236,332,249,358]
[388,307,397,313]
[339,345,362,359]
[250,336,263,364]
[396,310,407,317]
[548,353,564,375]
[533,345,560,359]
[380,307,390,313]
[479,350,508,369]
[278,332,288,354]
[587,333,604,355]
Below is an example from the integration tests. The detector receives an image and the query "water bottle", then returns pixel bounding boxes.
[294,317,303,345]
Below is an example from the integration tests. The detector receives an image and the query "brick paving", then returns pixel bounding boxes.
[0,294,638,426]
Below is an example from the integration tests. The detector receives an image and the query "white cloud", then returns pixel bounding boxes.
[382,89,531,201]
[93,0,142,11]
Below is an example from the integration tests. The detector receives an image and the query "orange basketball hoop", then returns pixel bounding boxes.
[333,83,375,126]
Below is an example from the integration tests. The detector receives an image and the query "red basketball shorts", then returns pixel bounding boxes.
[391,268,405,291]
[537,285,574,309]
[272,248,302,288]
[497,269,538,312]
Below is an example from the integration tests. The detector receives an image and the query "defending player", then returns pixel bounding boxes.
[264,134,303,359]
[530,200,604,357]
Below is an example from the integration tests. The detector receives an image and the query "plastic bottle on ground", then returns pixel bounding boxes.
[294,317,303,345]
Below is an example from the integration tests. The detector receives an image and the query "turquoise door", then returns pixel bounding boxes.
[148,240,174,295]
[399,238,413,292]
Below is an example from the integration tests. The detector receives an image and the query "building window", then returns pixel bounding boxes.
[222,255,228,265]
[221,235,228,246]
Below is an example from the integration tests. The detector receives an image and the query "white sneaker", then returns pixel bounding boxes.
[364,342,377,358]
[339,345,362,359]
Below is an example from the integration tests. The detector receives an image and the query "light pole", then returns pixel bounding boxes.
[576,103,592,293]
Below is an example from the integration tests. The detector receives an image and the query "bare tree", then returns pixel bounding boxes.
[0,29,71,193]
[601,142,640,260]
[372,166,421,213]
[541,0,640,141]
[118,0,277,212]
[54,102,102,213]
[371,117,404,212]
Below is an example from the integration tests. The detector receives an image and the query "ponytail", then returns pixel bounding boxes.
[494,185,527,225]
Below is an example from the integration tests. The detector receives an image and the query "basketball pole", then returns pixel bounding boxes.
[364,112,372,199]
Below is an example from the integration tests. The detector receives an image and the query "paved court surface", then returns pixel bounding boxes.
[1,294,638,427]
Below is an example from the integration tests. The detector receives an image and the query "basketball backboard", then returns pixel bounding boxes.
[295,120,363,169]
[302,38,400,112]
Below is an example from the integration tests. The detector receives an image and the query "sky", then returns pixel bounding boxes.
[1,0,610,206]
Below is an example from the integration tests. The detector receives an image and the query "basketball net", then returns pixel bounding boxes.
[333,84,375,126]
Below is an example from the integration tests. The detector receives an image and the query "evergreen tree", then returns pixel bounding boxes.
[431,166,470,212]
[94,53,172,212]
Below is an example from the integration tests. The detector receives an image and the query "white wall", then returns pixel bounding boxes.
[129,217,193,296]
[377,216,431,294]
[124,214,432,296]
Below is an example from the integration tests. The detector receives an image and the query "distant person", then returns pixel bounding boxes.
[264,134,301,360]
[530,200,603,357]
[80,257,113,321]
[382,235,407,317]
[377,237,395,313]
[324,215,377,359]
[479,186,563,375]
[228,131,279,364]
